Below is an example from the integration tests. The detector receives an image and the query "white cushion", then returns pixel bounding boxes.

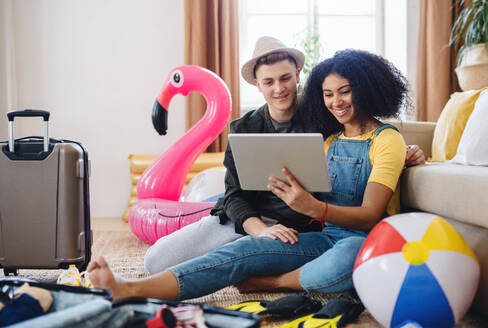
[450,89,488,165]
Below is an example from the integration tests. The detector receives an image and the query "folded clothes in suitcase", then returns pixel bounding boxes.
[0,109,91,276]
[0,279,260,328]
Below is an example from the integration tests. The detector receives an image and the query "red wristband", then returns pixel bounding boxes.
[308,201,329,237]
[320,201,328,221]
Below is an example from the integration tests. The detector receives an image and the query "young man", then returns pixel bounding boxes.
[210,36,323,241]
[143,36,425,275]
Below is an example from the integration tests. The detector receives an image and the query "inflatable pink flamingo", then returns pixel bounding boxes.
[129,65,232,244]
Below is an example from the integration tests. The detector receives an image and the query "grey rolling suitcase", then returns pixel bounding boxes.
[0,109,91,276]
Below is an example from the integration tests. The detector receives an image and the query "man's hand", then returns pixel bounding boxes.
[405,144,425,167]
[242,217,299,244]
[268,168,319,217]
[255,224,299,244]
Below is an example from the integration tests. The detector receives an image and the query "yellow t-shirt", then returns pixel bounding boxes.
[324,127,406,215]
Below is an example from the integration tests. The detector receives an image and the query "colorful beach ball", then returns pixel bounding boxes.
[352,212,480,328]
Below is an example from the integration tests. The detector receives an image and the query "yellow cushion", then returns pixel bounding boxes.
[431,88,487,162]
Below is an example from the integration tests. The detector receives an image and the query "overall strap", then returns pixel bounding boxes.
[334,123,398,140]
[333,130,343,140]
[372,123,399,136]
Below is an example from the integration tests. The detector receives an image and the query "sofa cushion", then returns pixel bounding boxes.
[386,120,436,159]
[431,89,485,162]
[401,163,488,229]
[451,89,488,166]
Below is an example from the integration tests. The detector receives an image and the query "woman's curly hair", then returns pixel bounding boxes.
[295,49,410,138]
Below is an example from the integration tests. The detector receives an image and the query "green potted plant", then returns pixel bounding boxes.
[295,29,323,91]
[449,0,488,91]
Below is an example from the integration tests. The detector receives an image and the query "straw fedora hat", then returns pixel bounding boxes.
[241,36,305,85]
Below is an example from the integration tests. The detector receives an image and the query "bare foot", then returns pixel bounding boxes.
[87,256,128,300]
[235,275,280,293]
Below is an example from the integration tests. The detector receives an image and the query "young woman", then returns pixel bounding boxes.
[88,49,408,300]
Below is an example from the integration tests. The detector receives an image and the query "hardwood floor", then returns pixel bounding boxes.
[91,217,130,232]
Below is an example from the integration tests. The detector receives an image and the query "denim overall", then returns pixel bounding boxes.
[170,125,398,300]
[314,123,399,235]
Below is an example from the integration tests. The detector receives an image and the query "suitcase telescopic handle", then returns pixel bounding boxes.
[6,109,50,153]
[7,109,50,121]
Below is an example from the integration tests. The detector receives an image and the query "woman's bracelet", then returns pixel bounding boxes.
[319,201,328,222]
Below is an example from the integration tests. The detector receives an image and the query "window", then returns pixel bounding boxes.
[238,0,409,113]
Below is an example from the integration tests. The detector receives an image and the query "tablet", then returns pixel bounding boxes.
[228,133,331,192]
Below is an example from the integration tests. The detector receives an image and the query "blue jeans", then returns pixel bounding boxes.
[169,227,366,300]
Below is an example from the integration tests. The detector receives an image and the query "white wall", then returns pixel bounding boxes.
[0,0,186,217]
[0,0,16,140]
[0,7,6,140]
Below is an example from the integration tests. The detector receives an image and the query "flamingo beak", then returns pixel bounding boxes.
[152,99,168,135]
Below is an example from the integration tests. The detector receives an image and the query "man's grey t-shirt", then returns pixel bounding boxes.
[270,118,293,133]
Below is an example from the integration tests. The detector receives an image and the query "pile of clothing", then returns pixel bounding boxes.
[0,283,53,327]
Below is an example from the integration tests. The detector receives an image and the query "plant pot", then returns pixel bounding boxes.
[456,44,488,91]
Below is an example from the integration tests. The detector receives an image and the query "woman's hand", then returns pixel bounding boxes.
[268,168,321,218]
[405,145,425,166]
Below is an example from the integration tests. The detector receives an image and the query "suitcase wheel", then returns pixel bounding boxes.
[3,268,18,276]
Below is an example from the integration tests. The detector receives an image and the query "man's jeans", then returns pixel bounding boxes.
[170,226,366,300]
